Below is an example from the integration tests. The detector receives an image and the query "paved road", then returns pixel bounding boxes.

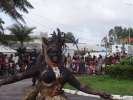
[0,79,99,100]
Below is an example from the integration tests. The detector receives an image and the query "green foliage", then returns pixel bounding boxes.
[0,0,33,22]
[8,24,35,47]
[105,63,133,79]
[0,34,8,45]
[120,57,133,65]
[0,18,4,33]
[17,47,26,55]
[65,75,133,95]
[0,0,33,35]
[65,32,75,43]
[108,26,133,44]
[0,34,20,45]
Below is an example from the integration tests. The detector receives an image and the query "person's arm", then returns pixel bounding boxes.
[67,70,113,100]
[0,53,43,86]
[0,68,39,86]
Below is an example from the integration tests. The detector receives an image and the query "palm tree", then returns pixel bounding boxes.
[0,18,7,44]
[65,32,75,43]
[0,0,33,45]
[8,24,35,48]
[0,0,33,22]
[0,18,4,33]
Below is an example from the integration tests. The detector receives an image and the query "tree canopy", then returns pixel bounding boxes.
[0,0,33,22]
[8,24,35,47]
[65,32,76,43]
[0,0,33,45]
[0,18,4,33]
[108,26,133,44]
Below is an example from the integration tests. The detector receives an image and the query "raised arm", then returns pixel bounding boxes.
[67,70,113,100]
[0,70,37,86]
[0,53,44,86]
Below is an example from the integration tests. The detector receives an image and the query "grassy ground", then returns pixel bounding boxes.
[64,75,133,96]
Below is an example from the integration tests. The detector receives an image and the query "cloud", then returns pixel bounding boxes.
[1,0,133,44]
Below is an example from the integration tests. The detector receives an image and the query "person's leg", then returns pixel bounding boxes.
[32,76,36,86]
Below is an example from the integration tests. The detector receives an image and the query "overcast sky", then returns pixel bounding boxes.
[2,0,133,44]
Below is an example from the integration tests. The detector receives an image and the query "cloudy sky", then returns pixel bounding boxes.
[2,0,133,44]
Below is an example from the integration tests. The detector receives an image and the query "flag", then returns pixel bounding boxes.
[128,38,133,43]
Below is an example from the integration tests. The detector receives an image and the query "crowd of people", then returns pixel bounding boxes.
[0,49,37,76]
[0,48,126,77]
[65,52,125,75]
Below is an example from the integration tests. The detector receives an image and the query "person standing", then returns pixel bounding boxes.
[66,53,72,70]
[96,55,103,75]
[79,57,85,74]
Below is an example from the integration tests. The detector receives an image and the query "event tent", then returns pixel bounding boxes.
[84,52,106,58]
[0,45,16,53]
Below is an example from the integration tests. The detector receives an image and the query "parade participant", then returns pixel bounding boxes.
[0,29,113,100]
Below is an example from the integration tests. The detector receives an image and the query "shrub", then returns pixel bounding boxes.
[120,57,133,65]
[105,64,133,79]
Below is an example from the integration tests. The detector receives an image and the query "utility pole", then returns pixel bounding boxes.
[105,36,108,56]
[129,28,131,45]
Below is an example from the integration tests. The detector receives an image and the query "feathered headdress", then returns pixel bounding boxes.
[42,28,66,64]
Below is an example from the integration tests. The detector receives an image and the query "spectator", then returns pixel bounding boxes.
[96,55,103,75]
[79,57,85,74]
[15,63,20,73]
[66,53,72,70]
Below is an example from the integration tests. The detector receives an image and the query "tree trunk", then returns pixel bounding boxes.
[20,41,24,48]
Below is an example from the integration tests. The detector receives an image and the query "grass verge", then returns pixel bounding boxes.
[64,75,133,96]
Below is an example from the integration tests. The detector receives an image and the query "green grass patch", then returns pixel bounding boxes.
[64,75,133,96]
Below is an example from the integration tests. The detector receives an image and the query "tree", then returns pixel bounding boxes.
[0,0,33,45]
[0,0,33,22]
[108,29,116,45]
[65,32,75,43]
[0,18,4,44]
[0,18,8,45]
[0,18,4,33]
[108,26,133,44]
[8,24,35,48]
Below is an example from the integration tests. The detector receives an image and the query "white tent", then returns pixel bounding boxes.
[84,52,106,58]
[0,45,16,53]
[66,43,106,51]
[90,52,106,57]
[65,43,107,56]
[112,44,128,54]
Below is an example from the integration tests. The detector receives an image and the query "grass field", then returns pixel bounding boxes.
[64,75,133,96]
